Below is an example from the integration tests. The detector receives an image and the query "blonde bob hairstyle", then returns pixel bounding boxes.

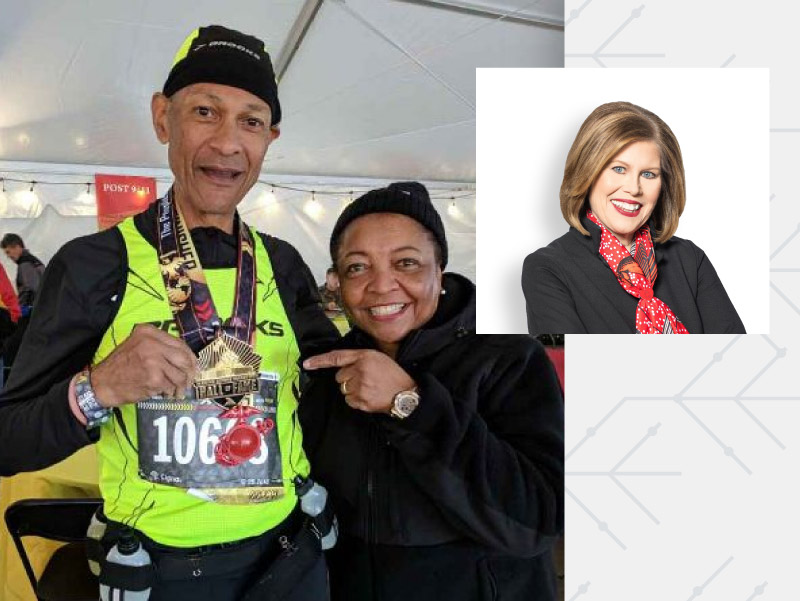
[560,101,685,243]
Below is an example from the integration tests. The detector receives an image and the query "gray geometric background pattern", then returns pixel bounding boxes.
[566,1,800,598]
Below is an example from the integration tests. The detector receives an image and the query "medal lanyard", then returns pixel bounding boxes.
[156,189,257,353]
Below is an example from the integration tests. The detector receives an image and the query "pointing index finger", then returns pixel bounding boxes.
[303,350,363,370]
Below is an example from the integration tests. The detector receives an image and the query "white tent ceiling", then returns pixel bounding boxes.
[0,0,563,281]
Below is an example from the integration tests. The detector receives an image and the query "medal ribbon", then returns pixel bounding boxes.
[587,209,689,334]
[156,189,257,352]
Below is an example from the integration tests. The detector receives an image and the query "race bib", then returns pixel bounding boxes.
[137,372,284,504]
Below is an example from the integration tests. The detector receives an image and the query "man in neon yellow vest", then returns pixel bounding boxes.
[0,25,338,600]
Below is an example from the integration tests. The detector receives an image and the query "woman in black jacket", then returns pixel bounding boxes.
[300,182,564,601]
[522,101,745,334]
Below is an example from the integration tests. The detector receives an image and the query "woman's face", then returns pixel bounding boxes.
[588,140,662,247]
[335,213,443,357]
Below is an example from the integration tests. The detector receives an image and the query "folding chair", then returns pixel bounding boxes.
[5,498,102,601]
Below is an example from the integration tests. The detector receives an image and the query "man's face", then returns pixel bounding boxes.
[325,270,339,292]
[3,245,23,262]
[151,83,280,230]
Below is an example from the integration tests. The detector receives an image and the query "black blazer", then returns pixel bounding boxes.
[521,216,746,334]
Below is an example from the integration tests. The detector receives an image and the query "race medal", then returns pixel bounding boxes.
[195,333,263,465]
[136,189,285,504]
[194,333,261,407]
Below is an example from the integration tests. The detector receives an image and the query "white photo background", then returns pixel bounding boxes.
[476,67,769,334]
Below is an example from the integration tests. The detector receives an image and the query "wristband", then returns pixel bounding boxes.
[75,370,112,430]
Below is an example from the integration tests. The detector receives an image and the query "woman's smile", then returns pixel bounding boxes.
[367,303,409,319]
[610,199,642,216]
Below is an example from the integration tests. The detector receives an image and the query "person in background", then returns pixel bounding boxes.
[318,267,344,319]
[0,262,21,332]
[0,234,40,370]
[0,25,337,600]
[0,263,20,387]
[1,233,45,312]
[300,181,564,601]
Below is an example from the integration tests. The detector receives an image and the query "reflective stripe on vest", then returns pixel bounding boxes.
[93,217,309,547]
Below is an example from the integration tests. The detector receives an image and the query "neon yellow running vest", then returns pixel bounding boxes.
[94,217,309,547]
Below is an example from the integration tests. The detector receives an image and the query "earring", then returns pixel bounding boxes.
[440,288,447,296]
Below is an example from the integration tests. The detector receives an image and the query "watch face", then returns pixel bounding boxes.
[392,391,420,418]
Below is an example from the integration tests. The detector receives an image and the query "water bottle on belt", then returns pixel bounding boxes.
[295,476,338,550]
[86,506,107,576]
[99,531,154,601]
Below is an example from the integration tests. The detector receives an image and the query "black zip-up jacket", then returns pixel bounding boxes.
[299,273,565,601]
[0,199,338,475]
[522,214,746,334]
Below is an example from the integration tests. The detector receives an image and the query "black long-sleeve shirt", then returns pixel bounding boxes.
[0,200,339,476]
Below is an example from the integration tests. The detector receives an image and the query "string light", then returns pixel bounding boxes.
[258,185,277,210]
[18,182,40,216]
[0,175,476,223]
[75,183,95,213]
[447,196,461,217]
[0,176,475,205]
[303,191,323,220]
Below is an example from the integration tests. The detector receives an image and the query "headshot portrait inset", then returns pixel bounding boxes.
[524,101,743,335]
[477,68,769,335]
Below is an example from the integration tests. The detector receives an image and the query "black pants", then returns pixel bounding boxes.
[150,567,261,601]
[146,562,329,601]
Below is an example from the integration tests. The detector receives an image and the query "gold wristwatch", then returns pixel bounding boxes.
[390,387,420,419]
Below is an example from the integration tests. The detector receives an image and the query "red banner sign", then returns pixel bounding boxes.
[95,174,157,230]
[544,346,565,389]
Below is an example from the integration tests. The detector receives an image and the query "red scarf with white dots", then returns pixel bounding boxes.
[587,210,689,334]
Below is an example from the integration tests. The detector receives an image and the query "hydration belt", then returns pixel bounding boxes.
[89,504,305,585]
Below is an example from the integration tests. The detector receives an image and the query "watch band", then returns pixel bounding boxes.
[74,370,112,430]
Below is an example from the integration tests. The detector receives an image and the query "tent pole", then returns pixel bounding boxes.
[391,0,564,30]
[274,0,325,82]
